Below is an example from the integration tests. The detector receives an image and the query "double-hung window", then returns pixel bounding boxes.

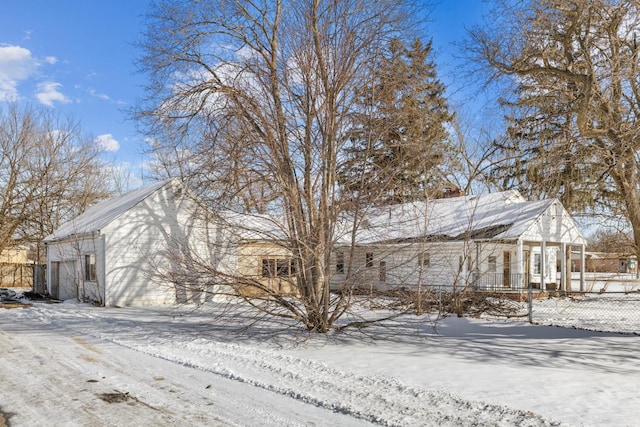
[533,253,541,275]
[418,252,430,268]
[84,254,96,281]
[336,251,345,274]
[379,261,387,282]
[488,256,497,273]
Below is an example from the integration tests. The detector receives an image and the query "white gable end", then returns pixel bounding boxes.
[519,200,587,245]
[45,179,234,307]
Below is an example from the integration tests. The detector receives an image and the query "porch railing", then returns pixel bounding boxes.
[472,272,529,291]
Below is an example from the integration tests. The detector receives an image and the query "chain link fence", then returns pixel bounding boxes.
[528,291,640,334]
[362,278,640,335]
[526,274,640,334]
[392,273,640,335]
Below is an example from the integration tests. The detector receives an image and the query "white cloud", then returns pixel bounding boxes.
[0,45,38,101]
[0,45,65,104]
[88,88,110,100]
[35,81,70,106]
[95,134,120,152]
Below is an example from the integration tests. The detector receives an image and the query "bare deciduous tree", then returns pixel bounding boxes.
[0,104,110,263]
[137,0,435,332]
[466,0,640,264]
[588,227,634,254]
[443,112,502,196]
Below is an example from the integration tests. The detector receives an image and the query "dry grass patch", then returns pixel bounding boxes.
[0,302,31,309]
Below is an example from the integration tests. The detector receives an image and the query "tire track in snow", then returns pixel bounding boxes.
[127,339,560,427]
[28,304,562,427]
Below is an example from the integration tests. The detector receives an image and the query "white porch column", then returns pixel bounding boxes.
[474,241,481,288]
[580,243,586,292]
[540,241,546,291]
[560,242,566,292]
[516,239,524,289]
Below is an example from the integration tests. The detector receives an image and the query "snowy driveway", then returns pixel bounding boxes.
[1,301,638,426]
[0,307,364,427]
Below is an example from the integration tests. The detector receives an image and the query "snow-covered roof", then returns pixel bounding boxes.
[45,180,172,242]
[45,178,289,243]
[46,182,583,246]
[339,190,576,244]
[220,210,288,241]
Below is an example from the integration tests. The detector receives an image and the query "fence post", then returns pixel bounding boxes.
[528,282,533,324]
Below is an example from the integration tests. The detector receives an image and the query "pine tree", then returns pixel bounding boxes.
[340,37,453,206]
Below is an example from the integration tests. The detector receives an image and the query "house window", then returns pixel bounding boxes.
[262,259,275,277]
[84,254,96,281]
[262,258,296,278]
[488,256,497,273]
[418,252,430,268]
[379,261,387,282]
[365,252,374,268]
[336,251,345,274]
[534,253,541,275]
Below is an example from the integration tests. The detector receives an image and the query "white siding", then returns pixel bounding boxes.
[46,181,236,307]
[101,183,219,306]
[521,201,586,244]
[331,241,520,291]
[46,234,105,303]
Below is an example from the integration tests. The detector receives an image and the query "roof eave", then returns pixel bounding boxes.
[44,230,101,244]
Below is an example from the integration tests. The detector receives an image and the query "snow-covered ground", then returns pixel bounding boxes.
[1,297,639,426]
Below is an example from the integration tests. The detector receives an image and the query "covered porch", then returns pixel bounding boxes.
[473,239,587,293]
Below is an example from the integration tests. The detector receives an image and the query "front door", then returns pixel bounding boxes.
[503,251,510,287]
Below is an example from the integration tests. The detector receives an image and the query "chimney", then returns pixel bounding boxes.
[443,187,465,198]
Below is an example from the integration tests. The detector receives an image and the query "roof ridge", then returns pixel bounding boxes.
[44,179,173,242]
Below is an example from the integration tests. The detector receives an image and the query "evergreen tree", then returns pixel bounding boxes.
[340,37,453,206]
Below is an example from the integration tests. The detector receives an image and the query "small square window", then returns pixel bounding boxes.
[276,259,290,277]
[365,252,374,268]
[262,259,276,277]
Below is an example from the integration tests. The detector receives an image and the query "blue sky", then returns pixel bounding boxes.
[0,1,490,185]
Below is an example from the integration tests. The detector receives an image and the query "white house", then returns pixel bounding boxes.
[44,179,232,306]
[330,190,587,293]
[45,181,587,307]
